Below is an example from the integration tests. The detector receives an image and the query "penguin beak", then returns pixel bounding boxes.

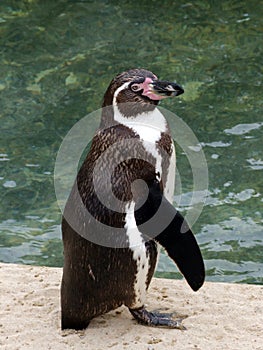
[150,80,184,97]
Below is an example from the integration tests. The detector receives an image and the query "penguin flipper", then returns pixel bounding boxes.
[154,203,205,291]
[135,180,205,292]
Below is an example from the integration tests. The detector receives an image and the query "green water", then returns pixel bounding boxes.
[0,0,262,284]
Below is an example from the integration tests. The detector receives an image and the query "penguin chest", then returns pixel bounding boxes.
[120,111,175,204]
[132,124,175,205]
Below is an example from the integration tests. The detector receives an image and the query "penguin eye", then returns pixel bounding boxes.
[130,83,142,92]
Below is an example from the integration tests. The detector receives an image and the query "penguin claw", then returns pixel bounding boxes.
[129,307,187,330]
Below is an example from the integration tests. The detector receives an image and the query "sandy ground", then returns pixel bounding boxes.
[0,263,262,350]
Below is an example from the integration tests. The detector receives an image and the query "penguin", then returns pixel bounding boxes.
[61,68,205,330]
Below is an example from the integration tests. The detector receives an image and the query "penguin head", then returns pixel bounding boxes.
[102,69,184,114]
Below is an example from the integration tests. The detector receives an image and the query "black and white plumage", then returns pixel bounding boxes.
[61,68,205,330]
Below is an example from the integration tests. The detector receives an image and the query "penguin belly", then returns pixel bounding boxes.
[124,201,158,309]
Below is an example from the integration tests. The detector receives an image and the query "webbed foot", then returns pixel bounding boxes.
[129,306,187,330]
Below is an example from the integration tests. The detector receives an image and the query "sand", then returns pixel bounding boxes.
[0,263,262,350]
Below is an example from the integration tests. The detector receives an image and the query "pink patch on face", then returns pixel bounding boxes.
[140,77,167,101]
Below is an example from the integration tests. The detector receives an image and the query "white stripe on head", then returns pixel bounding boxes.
[112,81,131,106]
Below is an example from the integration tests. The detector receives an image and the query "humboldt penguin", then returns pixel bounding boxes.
[61,68,205,330]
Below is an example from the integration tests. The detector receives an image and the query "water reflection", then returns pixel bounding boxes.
[0,219,62,266]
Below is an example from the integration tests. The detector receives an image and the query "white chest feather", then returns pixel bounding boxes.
[113,106,168,178]
[125,201,149,307]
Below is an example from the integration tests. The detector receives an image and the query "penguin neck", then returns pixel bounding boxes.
[99,102,168,134]
[112,103,168,134]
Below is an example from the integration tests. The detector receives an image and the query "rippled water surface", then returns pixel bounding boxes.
[0,0,262,284]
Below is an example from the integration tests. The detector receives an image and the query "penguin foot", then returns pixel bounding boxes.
[129,307,186,330]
